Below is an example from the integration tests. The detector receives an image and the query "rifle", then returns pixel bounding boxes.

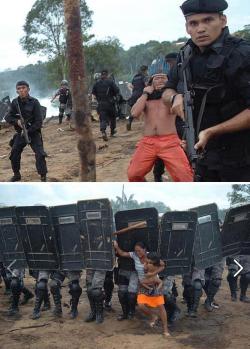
[180,47,198,171]
[15,100,31,145]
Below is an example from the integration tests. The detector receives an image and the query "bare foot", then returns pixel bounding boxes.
[163,331,171,338]
[149,316,158,328]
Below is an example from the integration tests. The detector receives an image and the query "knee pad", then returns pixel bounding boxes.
[211,279,221,289]
[69,280,82,298]
[92,288,104,302]
[36,280,48,292]
[193,280,203,291]
[11,278,22,294]
[49,279,61,294]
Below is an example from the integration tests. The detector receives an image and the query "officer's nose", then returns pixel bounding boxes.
[196,24,206,33]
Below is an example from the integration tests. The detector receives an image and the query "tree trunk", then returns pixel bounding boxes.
[63,0,96,181]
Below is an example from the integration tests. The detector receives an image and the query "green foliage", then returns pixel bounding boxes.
[20,0,93,79]
[234,25,250,40]
[111,193,170,215]
[227,184,250,206]
[85,37,123,85]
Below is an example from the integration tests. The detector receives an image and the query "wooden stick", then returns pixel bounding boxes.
[113,221,147,235]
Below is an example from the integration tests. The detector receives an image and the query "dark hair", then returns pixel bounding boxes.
[139,65,148,73]
[134,241,147,250]
[165,52,178,60]
[147,252,161,267]
[16,80,29,88]
[101,69,109,75]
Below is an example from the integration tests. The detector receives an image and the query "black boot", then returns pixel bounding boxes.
[69,281,82,319]
[52,291,62,317]
[240,294,250,303]
[231,291,237,302]
[117,291,129,321]
[128,292,137,319]
[20,287,34,305]
[8,292,20,316]
[42,289,51,311]
[95,300,104,324]
[31,290,44,320]
[40,175,47,182]
[10,172,21,182]
[102,131,108,142]
[85,292,96,322]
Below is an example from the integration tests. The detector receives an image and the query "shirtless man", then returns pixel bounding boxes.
[127,73,193,182]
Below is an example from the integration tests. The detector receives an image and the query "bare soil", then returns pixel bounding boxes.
[0,274,249,349]
[0,116,158,182]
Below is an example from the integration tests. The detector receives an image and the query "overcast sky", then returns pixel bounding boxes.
[0,0,249,71]
[0,183,232,211]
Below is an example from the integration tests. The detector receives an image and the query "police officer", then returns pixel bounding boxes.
[85,269,107,324]
[182,267,205,318]
[226,256,240,301]
[92,70,120,142]
[127,65,148,131]
[49,270,82,319]
[203,261,224,311]
[7,268,34,316]
[238,255,250,303]
[51,80,72,124]
[163,0,250,182]
[31,271,51,320]
[5,81,48,182]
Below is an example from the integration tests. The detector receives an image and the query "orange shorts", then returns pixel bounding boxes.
[137,294,165,308]
[127,134,194,182]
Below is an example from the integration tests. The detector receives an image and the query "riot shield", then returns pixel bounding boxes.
[0,96,10,122]
[115,208,159,271]
[77,199,114,270]
[160,211,197,276]
[50,204,84,271]
[16,206,58,271]
[190,203,223,269]
[221,203,250,256]
[0,207,26,270]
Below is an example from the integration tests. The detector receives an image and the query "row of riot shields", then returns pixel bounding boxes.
[0,201,249,276]
[115,203,250,276]
[0,199,115,273]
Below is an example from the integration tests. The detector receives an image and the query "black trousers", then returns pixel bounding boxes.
[98,106,116,133]
[10,132,47,175]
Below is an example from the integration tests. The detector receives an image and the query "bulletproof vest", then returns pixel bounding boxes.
[59,88,71,104]
[132,73,146,95]
[94,79,116,103]
[179,36,250,166]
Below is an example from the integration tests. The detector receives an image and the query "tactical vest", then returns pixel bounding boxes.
[178,36,250,167]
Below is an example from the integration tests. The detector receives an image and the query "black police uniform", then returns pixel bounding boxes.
[5,96,47,178]
[166,0,250,181]
[92,78,120,134]
[127,73,148,129]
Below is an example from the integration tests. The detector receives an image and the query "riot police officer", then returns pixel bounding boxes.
[127,65,148,131]
[51,80,72,124]
[163,0,250,181]
[92,70,120,141]
[5,81,48,182]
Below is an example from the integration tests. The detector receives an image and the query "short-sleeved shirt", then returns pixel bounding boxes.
[129,252,145,280]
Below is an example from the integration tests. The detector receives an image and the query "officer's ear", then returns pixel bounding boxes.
[220,14,227,28]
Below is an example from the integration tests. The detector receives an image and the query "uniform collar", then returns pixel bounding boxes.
[189,27,230,55]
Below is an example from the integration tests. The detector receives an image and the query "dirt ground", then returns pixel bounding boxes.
[0,116,159,182]
[0,274,249,349]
